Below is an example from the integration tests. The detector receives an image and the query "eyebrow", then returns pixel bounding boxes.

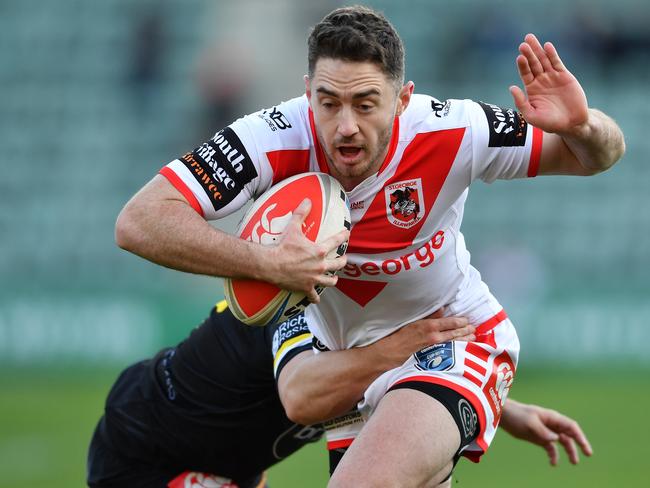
[316,87,381,99]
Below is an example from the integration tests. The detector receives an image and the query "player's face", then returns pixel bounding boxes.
[306,59,413,191]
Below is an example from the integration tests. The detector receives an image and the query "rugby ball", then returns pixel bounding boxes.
[224,172,351,326]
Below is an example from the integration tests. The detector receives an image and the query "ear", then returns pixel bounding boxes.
[304,75,312,101]
[395,81,415,117]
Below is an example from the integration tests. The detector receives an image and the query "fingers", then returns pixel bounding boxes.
[544,441,559,467]
[315,269,340,288]
[306,255,347,303]
[518,34,565,76]
[422,316,469,331]
[544,41,566,71]
[541,409,592,465]
[575,429,593,458]
[319,229,350,257]
[450,324,476,342]
[418,317,475,343]
[306,287,320,303]
[521,33,553,74]
[515,53,534,85]
[432,324,475,343]
[326,252,347,269]
[558,433,579,465]
[292,198,311,220]
[509,85,529,115]
[557,416,593,458]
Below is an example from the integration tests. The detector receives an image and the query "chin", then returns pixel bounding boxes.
[334,161,369,178]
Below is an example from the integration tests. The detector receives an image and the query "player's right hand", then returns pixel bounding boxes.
[264,199,348,302]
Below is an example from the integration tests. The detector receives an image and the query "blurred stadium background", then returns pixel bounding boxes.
[1,0,648,486]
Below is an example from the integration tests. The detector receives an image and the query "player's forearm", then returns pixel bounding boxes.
[115,183,266,280]
[279,346,401,425]
[279,315,474,424]
[561,108,625,174]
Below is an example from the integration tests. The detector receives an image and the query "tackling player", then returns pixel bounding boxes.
[87,302,591,488]
[113,5,624,486]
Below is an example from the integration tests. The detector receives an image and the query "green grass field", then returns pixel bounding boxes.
[0,367,647,487]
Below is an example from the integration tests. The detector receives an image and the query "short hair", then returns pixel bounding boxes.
[307,5,405,87]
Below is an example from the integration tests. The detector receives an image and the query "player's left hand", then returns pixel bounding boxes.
[500,399,593,466]
[509,34,589,136]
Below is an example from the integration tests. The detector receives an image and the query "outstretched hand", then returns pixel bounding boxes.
[510,34,589,136]
[265,199,348,302]
[500,399,593,466]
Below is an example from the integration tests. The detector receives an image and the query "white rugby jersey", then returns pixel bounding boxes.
[161,94,543,349]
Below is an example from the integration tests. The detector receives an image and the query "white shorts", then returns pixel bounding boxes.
[325,285,519,462]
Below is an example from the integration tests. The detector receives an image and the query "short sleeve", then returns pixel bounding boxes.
[467,100,543,183]
[271,313,313,379]
[159,96,312,220]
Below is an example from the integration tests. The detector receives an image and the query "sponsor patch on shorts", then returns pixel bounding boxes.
[414,342,455,372]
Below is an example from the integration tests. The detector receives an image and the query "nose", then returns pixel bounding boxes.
[337,107,359,138]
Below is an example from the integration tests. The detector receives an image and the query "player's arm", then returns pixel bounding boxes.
[277,312,475,425]
[115,176,347,301]
[500,398,593,466]
[116,175,266,279]
[509,34,625,176]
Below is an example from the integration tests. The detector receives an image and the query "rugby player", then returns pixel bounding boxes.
[87,303,591,487]
[114,5,623,486]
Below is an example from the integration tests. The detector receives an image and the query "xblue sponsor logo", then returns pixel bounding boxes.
[414,342,455,371]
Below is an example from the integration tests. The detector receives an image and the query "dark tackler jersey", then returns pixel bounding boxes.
[93,303,321,483]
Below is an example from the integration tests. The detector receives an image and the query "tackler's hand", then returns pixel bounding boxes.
[500,399,593,466]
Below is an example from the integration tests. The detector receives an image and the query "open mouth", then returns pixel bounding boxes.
[337,146,363,160]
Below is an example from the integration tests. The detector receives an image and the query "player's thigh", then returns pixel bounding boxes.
[328,388,459,488]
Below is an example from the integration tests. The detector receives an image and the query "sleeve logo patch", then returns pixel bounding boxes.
[478,101,528,147]
[272,313,309,355]
[180,127,258,210]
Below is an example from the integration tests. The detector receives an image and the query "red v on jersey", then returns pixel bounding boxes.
[335,277,388,307]
[348,128,466,254]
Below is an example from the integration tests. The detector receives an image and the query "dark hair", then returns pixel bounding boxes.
[307,5,405,87]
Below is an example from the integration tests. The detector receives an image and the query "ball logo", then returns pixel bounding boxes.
[225,172,350,326]
[239,175,323,245]
[249,204,293,245]
[384,178,425,229]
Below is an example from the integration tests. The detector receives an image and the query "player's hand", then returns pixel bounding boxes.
[500,399,593,466]
[369,309,475,366]
[509,34,589,136]
[265,198,348,302]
